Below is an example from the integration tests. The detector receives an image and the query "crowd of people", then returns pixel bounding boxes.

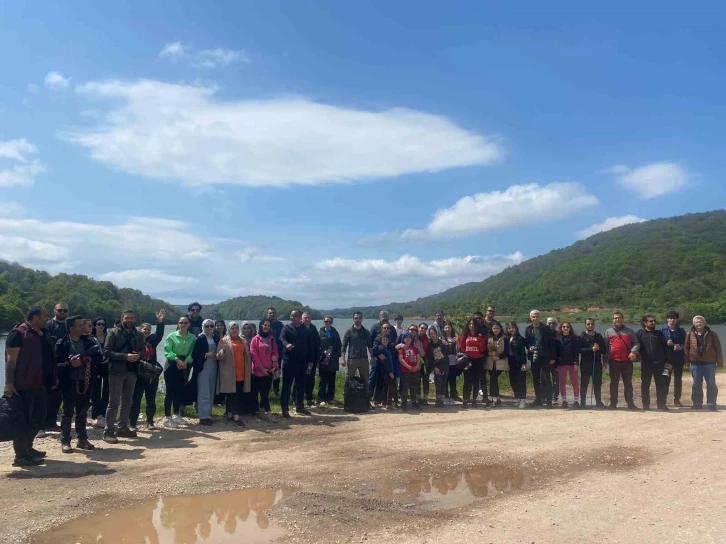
[3,302,723,468]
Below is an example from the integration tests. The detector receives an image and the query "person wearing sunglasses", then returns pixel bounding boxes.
[162,314,196,427]
[90,317,110,428]
[187,302,204,336]
[42,301,70,434]
[317,316,342,407]
[636,315,670,411]
[192,319,221,425]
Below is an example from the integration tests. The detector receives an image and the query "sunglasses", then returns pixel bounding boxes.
[324,320,332,324]
[190,309,201,312]
[203,325,214,329]
[56,309,69,313]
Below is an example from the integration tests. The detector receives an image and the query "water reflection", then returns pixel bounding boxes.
[393,464,529,509]
[32,487,293,544]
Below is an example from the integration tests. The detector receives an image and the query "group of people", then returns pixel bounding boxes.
[3,302,723,468]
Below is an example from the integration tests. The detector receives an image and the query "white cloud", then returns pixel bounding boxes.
[0,235,68,266]
[0,139,36,162]
[158,42,250,68]
[218,251,526,308]
[67,79,502,187]
[44,71,71,90]
[0,138,44,187]
[237,247,284,263]
[100,269,198,294]
[577,215,646,239]
[393,182,598,241]
[612,162,688,199]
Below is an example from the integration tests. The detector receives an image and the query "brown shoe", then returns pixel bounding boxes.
[61,442,73,454]
[76,439,95,451]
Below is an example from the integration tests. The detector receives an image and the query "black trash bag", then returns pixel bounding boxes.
[0,395,27,443]
[344,376,370,414]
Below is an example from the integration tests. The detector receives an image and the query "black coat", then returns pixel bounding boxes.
[55,335,102,391]
[525,324,556,362]
[319,327,342,372]
[637,328,669,365]
[579,331,606,365]
[556,335,580,366]
[506,334,528,369]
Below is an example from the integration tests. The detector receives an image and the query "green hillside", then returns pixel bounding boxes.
[329,210,726,322]
[204,295,323,321]
[0,261,181,331]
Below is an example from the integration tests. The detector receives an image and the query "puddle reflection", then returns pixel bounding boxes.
[32,487,293,543]
[393,464,530,509]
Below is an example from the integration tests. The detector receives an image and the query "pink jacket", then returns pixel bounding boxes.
[249,334,280,377]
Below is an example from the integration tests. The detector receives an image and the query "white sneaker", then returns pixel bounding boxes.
[478,389,484,397]
[519,399,527,409]
[36,430,48,438]
[173,414,189,426]
[318,401,327,407]
[164,416,178,428]
[95,416,106,429]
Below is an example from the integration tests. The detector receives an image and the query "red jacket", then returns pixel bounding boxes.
[460,333,486,359]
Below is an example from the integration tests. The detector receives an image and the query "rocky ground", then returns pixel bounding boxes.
[2,374,725,544]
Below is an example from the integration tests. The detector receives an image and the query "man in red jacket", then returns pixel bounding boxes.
[604,312,641,410]
[4,306,55,467]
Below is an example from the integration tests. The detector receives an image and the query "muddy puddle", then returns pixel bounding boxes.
[392,464,531,510]
[31,487,294,543]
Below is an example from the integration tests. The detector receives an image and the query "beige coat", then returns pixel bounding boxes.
[484,335,508,371]
[216,335,252,394]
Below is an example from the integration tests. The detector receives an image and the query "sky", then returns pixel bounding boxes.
[1,1,725,309]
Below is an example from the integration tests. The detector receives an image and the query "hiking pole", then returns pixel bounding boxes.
[591,352,596,407]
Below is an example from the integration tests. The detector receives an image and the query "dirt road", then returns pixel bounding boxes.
[2,374,725,544]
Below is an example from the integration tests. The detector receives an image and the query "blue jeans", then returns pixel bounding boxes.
[692,363,718,406]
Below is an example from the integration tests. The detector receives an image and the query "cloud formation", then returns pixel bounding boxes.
[100,269,198,294]
[394,182,598,241]
[612,162,688,199]
[158,42,250,68]
[219,251,526,308]
[577,215,646,239]
[44,71,71,90]
[68,79,502,187]
[0,138,44,187]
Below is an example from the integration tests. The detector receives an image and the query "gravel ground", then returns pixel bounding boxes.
[2,373,725,544]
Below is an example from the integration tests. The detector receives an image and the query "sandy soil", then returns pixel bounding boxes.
[2,373,726,544]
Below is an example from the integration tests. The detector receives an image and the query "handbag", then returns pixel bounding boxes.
[138,360,163,380]
[455,352,471,370]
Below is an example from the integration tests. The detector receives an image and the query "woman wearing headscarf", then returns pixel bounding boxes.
[192,319,221,426]
[216,322,251,427]
[249,318,280,415]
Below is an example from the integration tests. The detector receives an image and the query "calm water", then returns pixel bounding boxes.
[3,319,724,388]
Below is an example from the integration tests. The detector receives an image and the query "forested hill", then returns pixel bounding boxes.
[0,261,180,331]
[328,210,726,321]
[204,295,323,321]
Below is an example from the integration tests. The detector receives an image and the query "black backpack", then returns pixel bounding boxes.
[344,376,370,414]
[0,395,27,442]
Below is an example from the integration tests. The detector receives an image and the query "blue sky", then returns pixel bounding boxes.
[1,1,724,308]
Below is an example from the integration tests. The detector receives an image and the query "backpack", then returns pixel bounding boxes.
[344,376,370,414]
[0,395,27,443]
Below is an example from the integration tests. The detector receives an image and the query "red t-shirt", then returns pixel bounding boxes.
[398,345,420,372]
[460,334,486,359]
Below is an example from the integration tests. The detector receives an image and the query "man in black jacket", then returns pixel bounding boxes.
[579,319,607,409]
[130,309,166,430]
[637,315,670,411]
[103,310,146,443]
[280,310,314,418]
[55,315,102,453]
[302,312,321,407]
[525,310,557,408]
[187,302,204,336]
[43,301,69,433]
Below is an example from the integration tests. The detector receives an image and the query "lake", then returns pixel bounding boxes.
[2,319,725,388]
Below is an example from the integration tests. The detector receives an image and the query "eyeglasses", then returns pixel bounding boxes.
[190,309,200,313]
[56,309,69,313]
[324,320,332,324]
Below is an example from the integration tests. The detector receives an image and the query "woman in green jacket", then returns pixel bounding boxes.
[163,314,196,428]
